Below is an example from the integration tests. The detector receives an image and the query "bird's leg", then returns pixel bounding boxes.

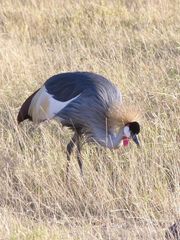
[76,134,83,176]
[66,133,77,182]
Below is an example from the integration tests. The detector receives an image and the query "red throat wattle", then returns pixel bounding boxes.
[123,137,130,147]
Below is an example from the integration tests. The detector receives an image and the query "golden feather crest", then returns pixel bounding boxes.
[107,103,141,129]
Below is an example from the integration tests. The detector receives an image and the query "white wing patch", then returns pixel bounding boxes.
[28,85,80,123]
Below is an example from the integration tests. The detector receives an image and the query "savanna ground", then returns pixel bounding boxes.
[0,0,180,239]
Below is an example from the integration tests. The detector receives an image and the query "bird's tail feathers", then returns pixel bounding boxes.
[17,85,56,123]
[28,86,51,123]
[17,89,40,124]
[17,86,52,124]
[17,85,74,124]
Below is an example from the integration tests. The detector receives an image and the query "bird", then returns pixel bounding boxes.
[17,71,141,176]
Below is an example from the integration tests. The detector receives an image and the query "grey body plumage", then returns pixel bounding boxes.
[48,72,122,146]
[17,71,140,176]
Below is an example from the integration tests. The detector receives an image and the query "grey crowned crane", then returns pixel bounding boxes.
[17,72,141,175]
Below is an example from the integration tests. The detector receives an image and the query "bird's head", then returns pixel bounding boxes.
[107,103,141,148]
[121,121,140,147]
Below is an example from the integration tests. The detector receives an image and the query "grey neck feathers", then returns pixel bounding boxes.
[93,128,124,149]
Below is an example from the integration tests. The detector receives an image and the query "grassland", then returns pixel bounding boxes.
[0,0,179,239]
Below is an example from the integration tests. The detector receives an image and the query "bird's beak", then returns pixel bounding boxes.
[131,134,140,147]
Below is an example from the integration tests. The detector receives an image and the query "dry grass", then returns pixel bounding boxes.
[0,0,180,239]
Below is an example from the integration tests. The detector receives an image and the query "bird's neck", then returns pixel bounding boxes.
[94,127,124,149]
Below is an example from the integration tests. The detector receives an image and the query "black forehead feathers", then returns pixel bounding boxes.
[128,122,140,134]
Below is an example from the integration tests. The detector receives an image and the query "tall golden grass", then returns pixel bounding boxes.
[0,0,179,239]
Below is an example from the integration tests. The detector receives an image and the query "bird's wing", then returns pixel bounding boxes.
[28,85,80,123]
[17,73,89,124]
[44,72,95,101]
[17,72,120,124]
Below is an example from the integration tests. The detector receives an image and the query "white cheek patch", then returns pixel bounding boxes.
[123,126,131,138]
[29,85,80,123]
